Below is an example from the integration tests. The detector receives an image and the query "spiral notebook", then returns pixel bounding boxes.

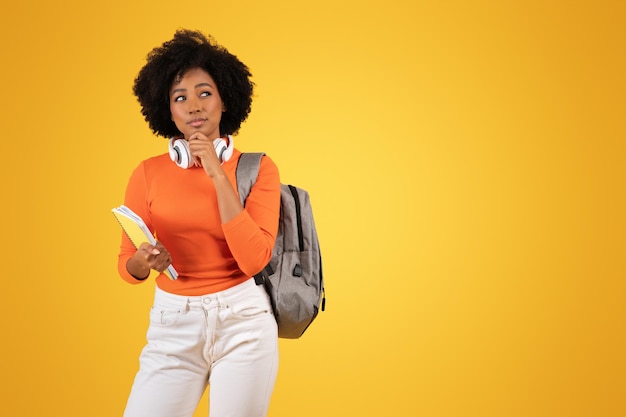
[111,205,178,280]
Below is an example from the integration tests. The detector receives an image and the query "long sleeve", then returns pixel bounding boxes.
[116,160,152,285]
[222,156,280,276]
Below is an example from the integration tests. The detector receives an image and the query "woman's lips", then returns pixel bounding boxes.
[188,118,207,127]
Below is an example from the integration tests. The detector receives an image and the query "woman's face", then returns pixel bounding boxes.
[169,67,225,140]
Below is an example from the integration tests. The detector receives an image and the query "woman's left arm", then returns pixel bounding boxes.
[190,134,246,223]
[219,156,281,276]
[190,135,281,275]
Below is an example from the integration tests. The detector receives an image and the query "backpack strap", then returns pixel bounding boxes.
[287,185,305,252]
[236,152,269,286]
[236,152,265,206]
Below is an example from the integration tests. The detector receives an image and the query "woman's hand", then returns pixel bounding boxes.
[126,241,172,279]
[187,132,223,178]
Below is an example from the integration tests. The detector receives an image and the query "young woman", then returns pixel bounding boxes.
[116,29,281,417]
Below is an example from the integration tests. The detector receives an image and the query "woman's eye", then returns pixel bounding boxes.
[174,95,186,102]
[200,91,212,97]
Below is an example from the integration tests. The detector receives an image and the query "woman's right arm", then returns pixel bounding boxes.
[116,163,170,283]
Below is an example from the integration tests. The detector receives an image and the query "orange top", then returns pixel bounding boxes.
[116,148,281,296]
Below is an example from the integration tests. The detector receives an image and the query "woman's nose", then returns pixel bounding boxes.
[187,97,201,113]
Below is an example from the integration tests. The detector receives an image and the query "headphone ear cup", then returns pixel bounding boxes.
[169,138,192,169]
[213,138,227,163]
[213,137,233,163]
[216,135,234,163]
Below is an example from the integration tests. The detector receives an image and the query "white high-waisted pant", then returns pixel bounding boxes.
[123,278,279,417]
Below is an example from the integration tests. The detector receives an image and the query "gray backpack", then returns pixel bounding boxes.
[237,153,325,339]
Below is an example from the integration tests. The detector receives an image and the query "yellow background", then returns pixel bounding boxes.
[1,1,624,416]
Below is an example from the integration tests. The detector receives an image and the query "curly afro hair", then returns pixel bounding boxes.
[133,29,254,138]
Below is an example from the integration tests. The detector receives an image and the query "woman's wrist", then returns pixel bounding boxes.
[126,258,150,280]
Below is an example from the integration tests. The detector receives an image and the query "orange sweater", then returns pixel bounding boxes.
[116,148,281,296]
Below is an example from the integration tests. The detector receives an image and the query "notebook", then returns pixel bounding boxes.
[112,205,178,280]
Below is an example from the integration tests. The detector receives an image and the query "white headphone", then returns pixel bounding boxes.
[168,135,234,169]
